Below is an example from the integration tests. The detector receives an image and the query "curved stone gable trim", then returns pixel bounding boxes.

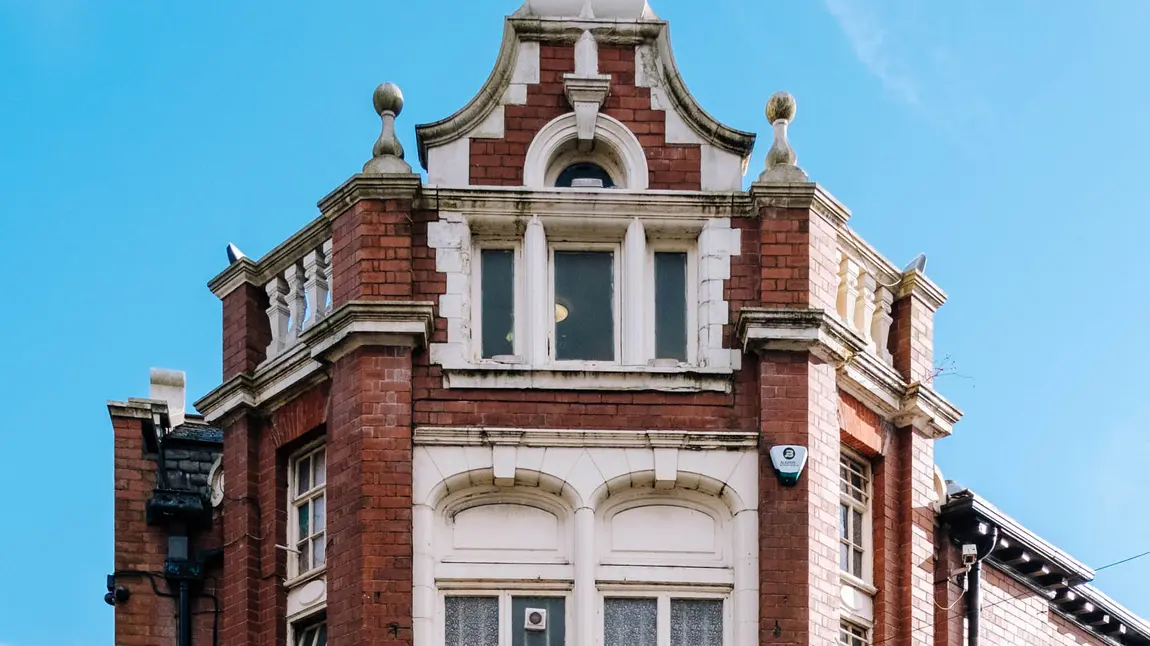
[414,19,756,171]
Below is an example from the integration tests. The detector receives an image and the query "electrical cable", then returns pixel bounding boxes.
[867,549,1150,646]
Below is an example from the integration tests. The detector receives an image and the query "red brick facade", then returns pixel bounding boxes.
[108,8,1145,646]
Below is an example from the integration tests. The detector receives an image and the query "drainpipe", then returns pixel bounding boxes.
[966,527,999,646]
[178,578,192,646]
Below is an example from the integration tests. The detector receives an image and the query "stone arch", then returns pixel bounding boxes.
[523,112,650,190]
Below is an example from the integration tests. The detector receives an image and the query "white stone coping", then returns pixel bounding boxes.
[414,427,758,449]
[440,363,736,393]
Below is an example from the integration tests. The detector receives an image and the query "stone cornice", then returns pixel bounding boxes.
[895,382,962,439]
[420,186,752,221]
[194,300,434,424]
[317,174,423,219]
[738,307,962,436]
[509,17,665,45]
[737,307,866,365]
[748,182,851,228]
[303,300,435,363]
[897,268,948,311]
[108,398,169,421]
[206,258,259,299]
[414,426,758,450]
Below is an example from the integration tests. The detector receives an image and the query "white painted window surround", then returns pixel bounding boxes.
[285,442,328,626]
[839,447,877,626]
[412,436,759,646]
[428,213,740,391]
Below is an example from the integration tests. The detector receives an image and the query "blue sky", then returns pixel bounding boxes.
[2,0,1149,643]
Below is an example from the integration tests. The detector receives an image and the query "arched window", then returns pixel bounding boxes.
[555,161,616,188]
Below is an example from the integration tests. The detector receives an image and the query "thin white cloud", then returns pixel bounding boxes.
[821,0,920,107]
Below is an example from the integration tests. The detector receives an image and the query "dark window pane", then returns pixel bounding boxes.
[481,249,516,358]
[671,599,723,646]
[446,597,499,646]
[605,598,656,646]
[555,162,615,188]
[655,252,688,361]
[512,596,566,646]
[555,251,614,361]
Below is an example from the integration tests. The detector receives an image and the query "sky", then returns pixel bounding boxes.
[1,0,1149,643]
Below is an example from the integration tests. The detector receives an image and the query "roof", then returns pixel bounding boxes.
[940,487,1150,645]
[167,421,223,444]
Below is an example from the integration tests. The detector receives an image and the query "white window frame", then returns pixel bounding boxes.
[646,241,699,366]
[289,610,327,646]
[840,619,870,646]
[439,587,572,646]
[288,441,327,583]
[839,448,872,584]
[549,242,623,366]
[472,241,526,362]
[598,586,732,646]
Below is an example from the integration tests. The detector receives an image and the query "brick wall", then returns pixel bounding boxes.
[839,391,883,455]
[469,44,702,190]
[891,293,935,385]
[331,198,416,306]
[327,346,414,646]
[113,414,222,646]
[757,204,839,311]
[222,283,271,381]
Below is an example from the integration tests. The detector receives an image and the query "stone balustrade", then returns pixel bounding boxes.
[265,238,333,361]
[835,235,898,365]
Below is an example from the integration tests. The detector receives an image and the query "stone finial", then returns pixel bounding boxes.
[363,82,413,174]
[758,91,808,183]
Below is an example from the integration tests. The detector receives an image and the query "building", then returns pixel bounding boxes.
[106,2,1150,645]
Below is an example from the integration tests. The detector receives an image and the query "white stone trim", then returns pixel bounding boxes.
[414,427,758,449]
[413,442,758,646]
[523,112,650,190]
[697,219,741,370]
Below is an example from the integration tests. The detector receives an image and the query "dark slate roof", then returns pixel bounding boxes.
[167,422,223,444]
[940,487,1150,646]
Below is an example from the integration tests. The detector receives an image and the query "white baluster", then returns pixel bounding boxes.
[855,270,876,342]
[322,239,334,314]
[285,261,306,343]
[304,244,330,329]
[837,255,860,328]
[872,286,894,364]
[265,276,290,360]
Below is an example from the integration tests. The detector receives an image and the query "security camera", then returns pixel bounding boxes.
[962,543,978,566]
[105,575,130,606]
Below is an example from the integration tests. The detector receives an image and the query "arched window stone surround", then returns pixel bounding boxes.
[412,437,758,646]
[523,112,651,190]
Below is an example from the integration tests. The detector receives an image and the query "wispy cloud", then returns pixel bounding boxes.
[821,0,920,107]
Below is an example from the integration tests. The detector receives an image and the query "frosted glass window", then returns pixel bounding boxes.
[670,599,723,646]
[445,597,499,646]
[604,598,657,646]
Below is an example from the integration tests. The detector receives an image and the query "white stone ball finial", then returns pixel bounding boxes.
[364,82,412,174]
[759,91,808,183]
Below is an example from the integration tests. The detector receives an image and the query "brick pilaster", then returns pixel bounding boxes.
[221,413,262,646]
[759,352,841,645]
[222,282,271,381]
[331,198,416,306]
[901,428,938,646]
[327,345,414,646]
[891,273,943,385]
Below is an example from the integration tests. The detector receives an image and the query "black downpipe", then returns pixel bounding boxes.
[967,527,999,646]
[178,579,192,646]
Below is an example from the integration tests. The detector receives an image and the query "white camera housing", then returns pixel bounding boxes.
[961,543,978,566]
[525,608,548,632]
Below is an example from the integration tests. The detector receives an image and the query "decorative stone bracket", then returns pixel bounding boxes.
[737,307,961,438]
[564,30,612,150]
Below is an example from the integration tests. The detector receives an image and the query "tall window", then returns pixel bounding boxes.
[653,251,688,362]
[291,443,327,577]
[840,620,869,646]
[839,451,870,580]
[553,249,616,361]
[479,248,516,358]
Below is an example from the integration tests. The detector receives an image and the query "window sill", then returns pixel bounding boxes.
[840,572,878,596]
[284,566,327,590]
[441,363,734,393]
